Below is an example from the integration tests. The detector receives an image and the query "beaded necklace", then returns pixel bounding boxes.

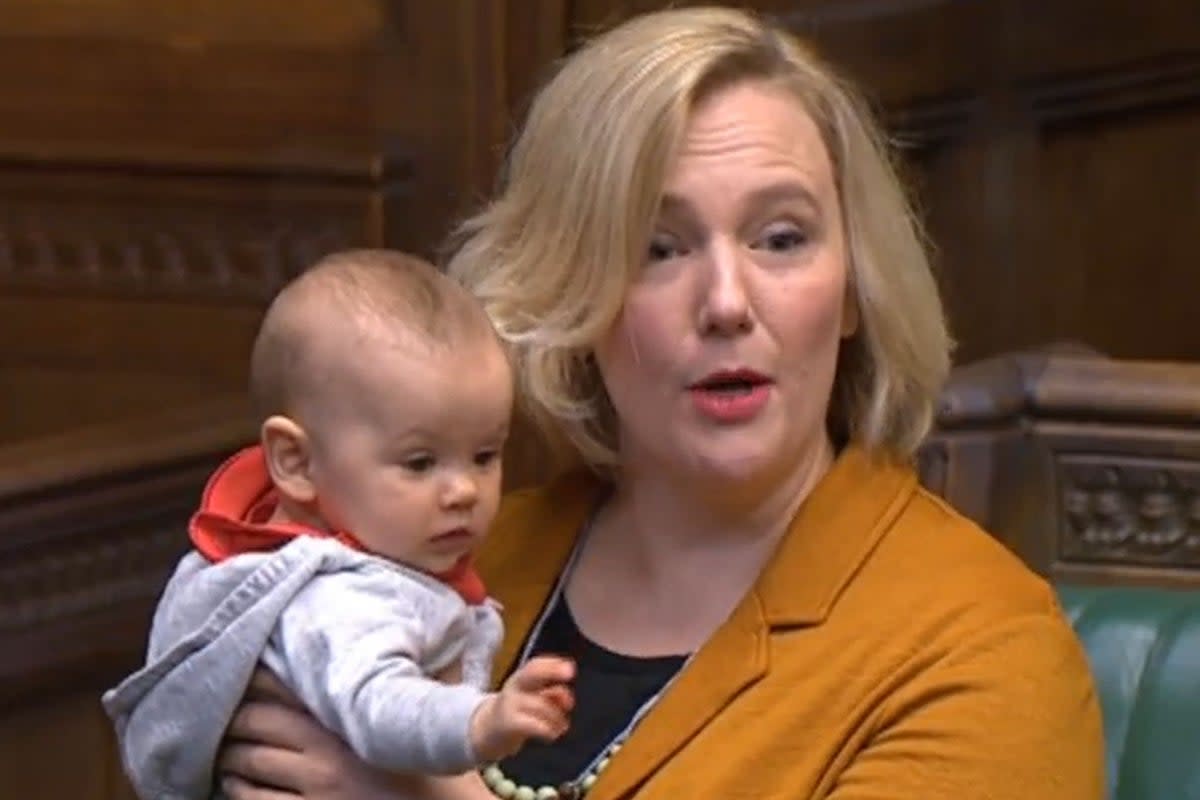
[479,518,693,800]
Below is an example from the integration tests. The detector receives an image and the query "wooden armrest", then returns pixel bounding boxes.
[0,394,255,502]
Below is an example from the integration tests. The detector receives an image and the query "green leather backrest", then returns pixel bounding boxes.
[1057,585,1200,800]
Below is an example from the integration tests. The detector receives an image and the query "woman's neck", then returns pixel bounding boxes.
[565,435,836,657]
[608,434,836,573]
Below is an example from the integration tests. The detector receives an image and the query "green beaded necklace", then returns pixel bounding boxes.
[480,741,620,800]
[481,511,691,800]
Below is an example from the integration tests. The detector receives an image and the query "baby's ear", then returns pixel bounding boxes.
[261,415,317,504]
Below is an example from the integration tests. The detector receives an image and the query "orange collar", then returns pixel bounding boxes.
[190,446,487,605]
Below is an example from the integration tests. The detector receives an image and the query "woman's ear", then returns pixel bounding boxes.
[261,415,317,504]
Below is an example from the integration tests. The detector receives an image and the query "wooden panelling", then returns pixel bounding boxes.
[0,365,224,443]
[0,0,514,276]
[1003,0,1200,78]
[503,0,568,122]
[0,297,260,382]
[1027,107,1200,359]
[0,689,124,797]
[0,0,518,470]
[0,2,384,156]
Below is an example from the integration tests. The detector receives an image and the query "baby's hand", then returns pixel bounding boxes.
[468,655,575,762]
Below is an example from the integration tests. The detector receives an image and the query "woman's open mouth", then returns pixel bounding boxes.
[688,369,773,423]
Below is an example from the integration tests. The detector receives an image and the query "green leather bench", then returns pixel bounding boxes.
[1058,586,1200,800]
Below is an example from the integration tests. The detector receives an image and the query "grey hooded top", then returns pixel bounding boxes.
[103,535,504,800]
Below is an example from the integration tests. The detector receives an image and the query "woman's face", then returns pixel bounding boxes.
[595,80,857,490]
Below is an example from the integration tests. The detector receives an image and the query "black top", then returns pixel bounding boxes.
[497,595,687,787]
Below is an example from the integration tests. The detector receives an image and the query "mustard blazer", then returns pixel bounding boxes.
[478,446,1105,799]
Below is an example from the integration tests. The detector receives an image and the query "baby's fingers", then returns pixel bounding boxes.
[510,655,575,692]
[515,694,571,740]
[540,684,575,714]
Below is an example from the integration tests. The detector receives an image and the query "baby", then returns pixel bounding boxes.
[103,249,574,799]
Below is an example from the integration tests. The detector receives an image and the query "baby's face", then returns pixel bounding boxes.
[303,336,513,574]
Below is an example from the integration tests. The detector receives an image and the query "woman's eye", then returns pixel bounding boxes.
[755,224,809,253]
[647,232,684,262]
[403,455,436,473]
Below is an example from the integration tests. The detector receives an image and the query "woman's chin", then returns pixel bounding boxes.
[681,445,781,487]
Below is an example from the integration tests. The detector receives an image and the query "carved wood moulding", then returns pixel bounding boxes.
[0,189,360,302]
[1057,454,1200,568]
[0,148,412,302]
[0,467,216,707]
[1027,53,1200,128]
[0,510,186,636]
[0,207,354,303]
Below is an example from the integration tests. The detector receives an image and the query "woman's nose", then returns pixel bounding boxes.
[697,241,754,336]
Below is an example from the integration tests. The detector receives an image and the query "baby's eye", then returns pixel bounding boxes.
[403,454,436,473]
[474,449,500,467]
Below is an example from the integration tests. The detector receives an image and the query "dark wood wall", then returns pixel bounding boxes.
[0,1,1197,797]
[0,1,525,445]
[2,0,1197,432]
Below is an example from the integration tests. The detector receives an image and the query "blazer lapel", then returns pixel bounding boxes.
[481,471,603,682]
[588,446,916,798]
[590,592,769,800]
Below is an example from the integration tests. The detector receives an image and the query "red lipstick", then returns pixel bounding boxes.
[687,368,772,423]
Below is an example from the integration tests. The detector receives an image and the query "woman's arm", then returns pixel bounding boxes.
[218,669,409,800]
[218,668,555,800]
[826,613,1105,799]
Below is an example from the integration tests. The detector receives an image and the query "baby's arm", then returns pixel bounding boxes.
[268,570,570,774]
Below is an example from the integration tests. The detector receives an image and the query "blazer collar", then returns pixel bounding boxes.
[755,444,917,626]
[485,445,918,674]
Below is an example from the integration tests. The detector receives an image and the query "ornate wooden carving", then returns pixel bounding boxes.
[0,214,353,301]
[0,515,186,636]
[0,159,391,301]
[1057,456,1200,567]
[1028,54,1200,128]
[920,346,1200,586]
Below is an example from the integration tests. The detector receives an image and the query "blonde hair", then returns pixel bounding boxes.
[251,249,495,419]
[447,7,951,469]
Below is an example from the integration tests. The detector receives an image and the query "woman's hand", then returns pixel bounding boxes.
[217,668,405,800]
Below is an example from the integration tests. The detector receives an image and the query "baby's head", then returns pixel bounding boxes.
[249,249,513,573]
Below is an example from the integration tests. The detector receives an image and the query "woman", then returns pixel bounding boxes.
[219,7,1104,799]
